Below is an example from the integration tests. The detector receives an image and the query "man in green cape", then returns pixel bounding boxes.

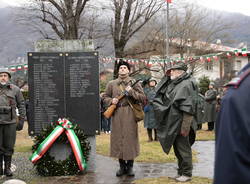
[153,62,198,182]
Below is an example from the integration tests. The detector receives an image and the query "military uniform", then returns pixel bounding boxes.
[103,61,145,177]
[153,62,198,180]
[214,63,250,184]
[103,78,145,153]
[0,69,26,176]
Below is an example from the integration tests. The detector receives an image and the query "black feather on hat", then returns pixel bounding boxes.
[117,60,131,71]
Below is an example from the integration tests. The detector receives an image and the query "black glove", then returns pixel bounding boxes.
[16,118,25,131]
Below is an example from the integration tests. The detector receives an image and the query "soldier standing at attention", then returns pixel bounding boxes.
[214,63,250,184]
[102,61,145,177]
[0,68,26,177]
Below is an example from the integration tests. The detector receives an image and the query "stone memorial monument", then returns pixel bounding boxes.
[28,40,99,172]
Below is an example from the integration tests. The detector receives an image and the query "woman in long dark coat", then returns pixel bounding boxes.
[203,82,217,131]
[143,79,158,141]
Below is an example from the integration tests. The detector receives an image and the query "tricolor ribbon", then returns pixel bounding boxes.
[29,118,87,171]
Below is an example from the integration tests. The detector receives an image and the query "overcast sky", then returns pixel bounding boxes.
[0,0,21,7]
[1,0,250,16]
[190,0,250,16]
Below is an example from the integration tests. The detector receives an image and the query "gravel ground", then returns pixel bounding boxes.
[0,152,39,184]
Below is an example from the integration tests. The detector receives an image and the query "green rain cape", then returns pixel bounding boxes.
[153,73,197,154]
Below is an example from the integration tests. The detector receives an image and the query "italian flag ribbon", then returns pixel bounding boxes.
[29,118,87,171]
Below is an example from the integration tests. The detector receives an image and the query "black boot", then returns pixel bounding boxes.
[126,160,135,177]
[147,129,153,142]
[208,122,214,131]
[116,159,126,177]
[0,154,3,175]
[197,124,202,130]
[154,129,158,141]
[4,155,13,177]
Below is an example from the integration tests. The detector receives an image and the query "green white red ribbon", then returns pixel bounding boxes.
[29,118,87,171]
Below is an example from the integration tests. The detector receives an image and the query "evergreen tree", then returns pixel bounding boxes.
[198,76,210,95]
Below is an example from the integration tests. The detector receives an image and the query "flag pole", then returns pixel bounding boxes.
[166,1,169,58]
[165,1,170,68]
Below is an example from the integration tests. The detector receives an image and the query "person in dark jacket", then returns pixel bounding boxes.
[0,68,26,177]
[25,98,33,136]
[214,63,250,184]
[100,92,111,134]
[215,85,228,113]
[196,93,205,130]
[203,82,217,131]
[153,62,198,182]
[143,79,158,142]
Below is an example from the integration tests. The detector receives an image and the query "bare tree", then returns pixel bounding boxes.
[169,2,233,58]
[123,15,165,58]
[126,1,234,75]
[169,2,233,76]
[105,0,163,78]
[18,0,90,40]
[78,7,111,50]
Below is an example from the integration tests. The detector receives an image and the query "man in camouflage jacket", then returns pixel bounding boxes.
[0,68,26,177]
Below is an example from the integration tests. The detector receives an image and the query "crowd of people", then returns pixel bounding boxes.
[101,59,239,183]
[1,57,249,183]
[101,61,198,182]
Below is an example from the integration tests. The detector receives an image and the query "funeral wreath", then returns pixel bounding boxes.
[30,118,91,176]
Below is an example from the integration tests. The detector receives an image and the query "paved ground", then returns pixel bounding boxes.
[193,141,214,179]
[0,141,214,184]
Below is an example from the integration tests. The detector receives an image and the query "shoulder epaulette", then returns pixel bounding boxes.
[226,68,250,88]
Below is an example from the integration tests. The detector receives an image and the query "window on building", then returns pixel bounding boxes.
[236,60,242,71]
[204,61,213,71]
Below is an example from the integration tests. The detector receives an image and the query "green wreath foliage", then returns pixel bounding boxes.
[31,122,91,176]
